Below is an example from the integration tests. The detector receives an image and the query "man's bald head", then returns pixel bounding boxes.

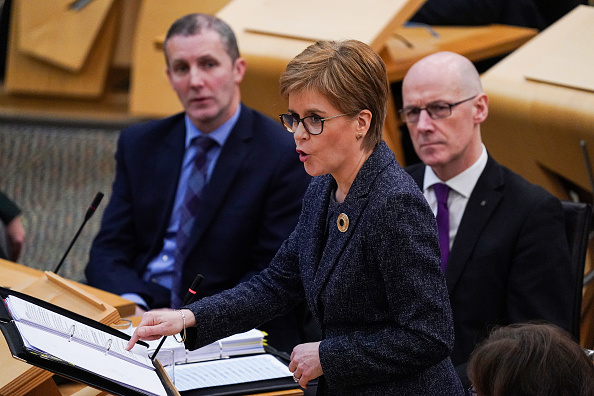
[403,51,483,99]
[401,52,489,181]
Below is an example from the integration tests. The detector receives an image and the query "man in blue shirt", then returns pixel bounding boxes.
[86,14,311,352]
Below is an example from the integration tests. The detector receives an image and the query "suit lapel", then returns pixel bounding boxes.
[147,116,186,259]
[184,106,253,250]
[408,158,505,293]
[300,177,333,312]
[445,156,504,292]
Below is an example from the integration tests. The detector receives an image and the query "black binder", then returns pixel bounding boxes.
[182,376,300,396]
[174,343,301,395]
[0,286,178,396]
[179,356,300,395]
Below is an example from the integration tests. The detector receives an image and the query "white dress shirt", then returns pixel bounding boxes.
[422,145,488,250]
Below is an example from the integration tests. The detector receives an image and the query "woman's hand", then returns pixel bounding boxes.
[288,341,323,388]
[126,308,195,350]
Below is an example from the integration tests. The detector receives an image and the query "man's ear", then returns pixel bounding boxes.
[233,57,247,85]
[473,93,489,124]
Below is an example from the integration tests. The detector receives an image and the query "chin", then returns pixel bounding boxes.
[419,154,443,168]
[304,164,324,177]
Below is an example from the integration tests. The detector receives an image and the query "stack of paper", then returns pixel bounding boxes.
[146,328,266,364]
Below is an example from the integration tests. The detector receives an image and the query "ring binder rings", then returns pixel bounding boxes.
[104,338,112,355]
[0,286,179,396]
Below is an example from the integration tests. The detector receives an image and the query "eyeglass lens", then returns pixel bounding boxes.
[402,103,451,123]
[280,114,323,135]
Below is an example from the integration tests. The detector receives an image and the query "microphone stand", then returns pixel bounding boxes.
[54,192,104,275]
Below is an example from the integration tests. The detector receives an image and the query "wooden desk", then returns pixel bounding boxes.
[54,381,304,396]
[381,24,537,82]
[0,259,136,317]
[481,6,594,199]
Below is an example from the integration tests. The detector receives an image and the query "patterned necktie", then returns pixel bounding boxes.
[433,183,450,272]
[171,136,217,308]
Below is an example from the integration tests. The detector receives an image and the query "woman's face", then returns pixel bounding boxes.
[288,90,366,184]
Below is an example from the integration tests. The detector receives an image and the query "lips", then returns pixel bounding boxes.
[189,96,210,105]
[296,149,309,162]
[419,141,442,149]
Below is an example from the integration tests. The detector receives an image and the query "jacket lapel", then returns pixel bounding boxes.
[445,156,503,293]
[147,116,187,259]
[300,177,333,312]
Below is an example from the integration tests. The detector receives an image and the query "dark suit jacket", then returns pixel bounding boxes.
[86,105,311,349]
[186,142,464,395]
[406,156,572,380]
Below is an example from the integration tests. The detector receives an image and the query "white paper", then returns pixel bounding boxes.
[15,321,167,396]
[145,328,265,364]
[174,354,292,392]
[6,295,154,369]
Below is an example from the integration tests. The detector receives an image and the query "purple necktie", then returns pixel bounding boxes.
[433,183,450,271]
[171,136,217,308]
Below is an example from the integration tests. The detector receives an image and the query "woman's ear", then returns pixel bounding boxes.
[356,109,372,139]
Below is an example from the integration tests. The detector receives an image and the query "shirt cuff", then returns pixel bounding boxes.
[121,293,149,311]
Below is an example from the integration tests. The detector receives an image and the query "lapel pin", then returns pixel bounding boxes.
[480,200,486,206]
[337,213,349,233]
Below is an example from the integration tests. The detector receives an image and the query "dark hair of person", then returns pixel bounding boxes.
[468,323,594,396]
[279,40,388,152]
[163,13,240,64]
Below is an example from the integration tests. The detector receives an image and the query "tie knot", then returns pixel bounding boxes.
[433,183,450,205]
[193,136,217,152]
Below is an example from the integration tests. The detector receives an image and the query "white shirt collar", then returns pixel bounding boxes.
[423,144,488,197]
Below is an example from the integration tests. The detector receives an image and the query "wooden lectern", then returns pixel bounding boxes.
[479,5,594,348]
[0,258,134,395]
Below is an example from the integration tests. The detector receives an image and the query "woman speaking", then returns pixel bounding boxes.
[128,39,463,395]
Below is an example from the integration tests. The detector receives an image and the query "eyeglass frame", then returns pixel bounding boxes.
[467,386,478,395]
[279,113,349,135]
[398,94,478,124]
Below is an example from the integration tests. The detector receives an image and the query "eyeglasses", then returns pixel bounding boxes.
[279,113,349,135]
[467,386,478,395]
[399,95,478,124]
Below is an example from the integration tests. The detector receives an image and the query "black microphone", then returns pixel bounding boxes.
[182,274,204,306]
[151,274,204,361]
[53,192,104,275]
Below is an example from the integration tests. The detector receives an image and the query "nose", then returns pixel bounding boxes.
[415,109,434,131]
[293,121,309,141]
[189,66,205,88]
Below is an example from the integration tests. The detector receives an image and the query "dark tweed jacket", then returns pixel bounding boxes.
[186,142,464,395]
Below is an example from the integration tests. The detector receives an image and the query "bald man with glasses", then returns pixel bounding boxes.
[402,52,573,388]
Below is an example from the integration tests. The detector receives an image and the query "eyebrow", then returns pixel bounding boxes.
[287,107,325,115]
[403,100,451,108]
